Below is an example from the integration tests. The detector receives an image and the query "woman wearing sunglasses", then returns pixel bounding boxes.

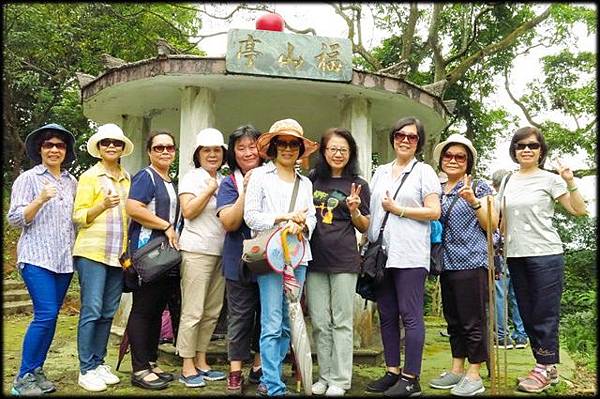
[427,134,497,396]
[72,124,134,392]
[124,130,181,390]
[365,117,441,397]
[306,127,370,396]
[8,123,78,395]
[497,126,587,393]
[244,118,318,396]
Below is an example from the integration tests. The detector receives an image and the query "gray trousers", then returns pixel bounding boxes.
[306,271,357,390]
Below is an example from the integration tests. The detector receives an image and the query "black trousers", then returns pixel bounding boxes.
[127,276,180,372]
[440,267,488,364]
[226,278,261,361]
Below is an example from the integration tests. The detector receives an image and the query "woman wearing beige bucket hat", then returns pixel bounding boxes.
[176,128,228,387]
[72,123,134,391]
[428,133,497,396]
[244,118,318,396]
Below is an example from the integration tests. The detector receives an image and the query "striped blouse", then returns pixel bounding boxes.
[72,162,131,267]
[7,164,78,274]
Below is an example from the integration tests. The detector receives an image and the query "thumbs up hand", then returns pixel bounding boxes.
[102,188,121,209]
[38,180,58,203]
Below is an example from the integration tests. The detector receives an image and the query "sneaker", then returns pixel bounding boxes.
[429,371,464,389]
[325,384,346,396]
[494,337,514,349]
[383,375,422,397]
[33,367,56,393]
[517,365,559,385]
[227,370,243,394]
[256,383,268,397]
[78,369,108,392]
[366,371,400,392]
[197,368,226,381]
[513,337,529,349]
[517,369,551,393]
[95,364,120,385]
[11,373,44,396]
[179,372,206,388]
[450,376,485,396]
[312,380,328,395]
[248,367,262,384]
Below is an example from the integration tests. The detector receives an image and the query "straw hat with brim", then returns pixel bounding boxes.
[432,133,478,167]
[25,123,77,165]
[87,123,134,158]
[257,118,319,160]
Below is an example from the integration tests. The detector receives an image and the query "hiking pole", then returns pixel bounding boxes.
[501,196,509,391]
[486,196,498,394]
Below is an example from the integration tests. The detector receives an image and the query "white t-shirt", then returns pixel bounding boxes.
[496,169,567,257]
[178,167,225,256]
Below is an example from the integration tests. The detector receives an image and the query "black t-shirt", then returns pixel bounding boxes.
[308,173,370,273]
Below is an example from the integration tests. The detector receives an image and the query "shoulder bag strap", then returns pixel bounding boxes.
[379,161,418,234]
[288,175,301,212]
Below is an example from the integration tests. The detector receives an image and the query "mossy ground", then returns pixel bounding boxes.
[3,310,595,396]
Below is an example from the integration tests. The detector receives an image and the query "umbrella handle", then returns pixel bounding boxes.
[281,227,292,265]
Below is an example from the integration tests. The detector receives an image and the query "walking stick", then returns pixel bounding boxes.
[486,196,498,394]
[501,196,509,390]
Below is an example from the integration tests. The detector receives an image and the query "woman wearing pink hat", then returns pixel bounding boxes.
[244,118,318,396]
[72,123,134,392]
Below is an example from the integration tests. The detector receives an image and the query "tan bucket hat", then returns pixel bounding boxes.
[87,123,134,158]
[256,118,319,159]
[432,133,477,166]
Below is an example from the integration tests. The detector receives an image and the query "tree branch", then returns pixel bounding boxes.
[504,67,542,128]
[400,3,418,62]
[445,6,494,66]
[427,3,446,80]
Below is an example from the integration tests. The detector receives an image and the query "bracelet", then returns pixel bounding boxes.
[470,201,482,210]
[567,185,578,192]
[398,206,406,217]
[163,223,172,231]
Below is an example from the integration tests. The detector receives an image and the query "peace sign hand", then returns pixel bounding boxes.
[552,157,574,183]
[346,183,362,214]
[458,174,477,204]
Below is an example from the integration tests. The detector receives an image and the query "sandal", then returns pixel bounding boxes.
[517,369,550,393]
[131,369,169,390]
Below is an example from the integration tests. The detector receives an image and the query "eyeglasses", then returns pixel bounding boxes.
[393,130,419,144]
[41,141,67,150]
[152,144,176,153]
[442,152,467,164]
[515,142,541,151]
[275,139,301,150]
[99,138,125,148]
[326,146,350,156]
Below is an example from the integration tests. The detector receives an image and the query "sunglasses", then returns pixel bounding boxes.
[515,142,541,151]
[152,144,176,153]
[442,152,467,164]
[41,141,67,150]
[275,139,302,150]
[393,130,419,144]
[99,138,125,148]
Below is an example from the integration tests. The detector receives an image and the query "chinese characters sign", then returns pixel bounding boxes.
[226,29,352,82]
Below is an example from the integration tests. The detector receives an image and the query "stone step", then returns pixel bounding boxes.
[4,280,25,291]
[3,300,33,315]
[4,289,30,303]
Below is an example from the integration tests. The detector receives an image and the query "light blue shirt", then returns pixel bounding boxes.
[368,159,441,270]
[7,164,78,273]
[244,161,317,264]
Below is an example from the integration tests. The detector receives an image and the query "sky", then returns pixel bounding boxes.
[195,3,596,212]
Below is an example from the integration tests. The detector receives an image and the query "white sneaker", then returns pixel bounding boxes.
[312,380,328,395]
[95,364,120,385]
[78,369,107,392]
[325,385,346,396]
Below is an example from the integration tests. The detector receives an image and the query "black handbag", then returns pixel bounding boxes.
[356,162,417,301]
[131,236,182,284]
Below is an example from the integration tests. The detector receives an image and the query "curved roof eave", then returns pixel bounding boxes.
[81,55,449,119]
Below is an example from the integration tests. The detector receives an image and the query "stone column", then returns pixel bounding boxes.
[341,97,372,179]
[121,114,151,175]
[179,86,216,178]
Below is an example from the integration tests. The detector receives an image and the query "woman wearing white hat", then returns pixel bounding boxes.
[176,128,228,387]
[427,133,497,396]
[72,123,134,392]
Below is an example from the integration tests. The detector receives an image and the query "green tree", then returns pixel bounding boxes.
[3,3,204,186]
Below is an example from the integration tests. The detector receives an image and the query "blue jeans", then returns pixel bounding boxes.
[256,265,306,396]
[495,274,526,341]
[18,264,72,378]
[75,257,123,373]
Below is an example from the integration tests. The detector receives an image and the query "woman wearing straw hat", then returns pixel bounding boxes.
[8,123,78,395]
[244,118,318,396]
[72,123,134,392]
[427,133,497,396]
[176,128,228,388]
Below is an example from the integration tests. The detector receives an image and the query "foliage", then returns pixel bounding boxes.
[3,3,204,188]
